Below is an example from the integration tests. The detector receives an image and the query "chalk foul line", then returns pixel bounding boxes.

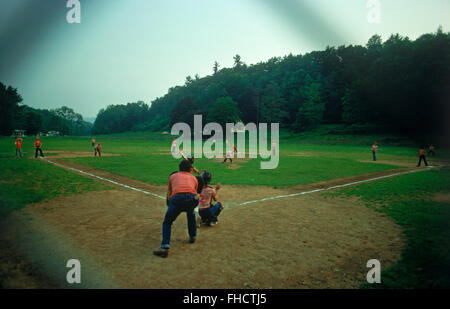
[41,157,433,207]
[237,167,433,206]
[41,158,166,200]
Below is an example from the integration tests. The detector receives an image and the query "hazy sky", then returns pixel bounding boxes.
[1,0,449,118]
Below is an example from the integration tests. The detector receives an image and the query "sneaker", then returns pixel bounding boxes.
[189,237,196,243]
[153,248,169,258]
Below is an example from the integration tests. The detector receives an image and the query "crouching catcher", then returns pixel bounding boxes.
[198,171,223,226]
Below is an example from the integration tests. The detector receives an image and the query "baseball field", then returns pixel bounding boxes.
[0,132,449,289]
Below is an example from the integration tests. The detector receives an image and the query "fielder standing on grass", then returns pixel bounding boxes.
[417,146,428,167]
[372,141,378,161]
[34,136,44,158]
[95,142,102,157]
[15,137,23,159]
[154,159,200,258]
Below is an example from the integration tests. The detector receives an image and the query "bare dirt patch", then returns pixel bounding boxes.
[45,151,120,159]
[1,184,404,289]
[432,192,450,204]
[358,159,415,168]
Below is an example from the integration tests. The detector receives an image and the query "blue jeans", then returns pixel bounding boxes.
[161,194,199,249]
[372,152,377,161]
[199,202,223,223]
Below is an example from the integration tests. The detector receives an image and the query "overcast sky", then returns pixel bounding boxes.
[1,0,449,118]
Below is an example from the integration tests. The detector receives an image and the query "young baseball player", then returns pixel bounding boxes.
[198,171,223,226]
[154,159,200,258]
[223,150,233,163]
[95,142,102,157]
[372,142,378,161]
[34,137,44,158]
[428,144,436,157]
[15,138,23,159]
[417,146,428,167]
[171,138,176,155]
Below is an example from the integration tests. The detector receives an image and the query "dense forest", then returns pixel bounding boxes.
[92,29,450,140]
[2,29,448,140]
[0,82,92,136]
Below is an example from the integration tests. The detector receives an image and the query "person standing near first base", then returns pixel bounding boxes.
[15,137,23,159]
[154,160,200,258]
[417,146,428,167]
[34,137,44,158]
[372,142,378,161]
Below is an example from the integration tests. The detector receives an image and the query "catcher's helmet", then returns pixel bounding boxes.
[201,171,212,184]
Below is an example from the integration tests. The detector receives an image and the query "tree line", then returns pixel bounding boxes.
[92,28,449,139]
[0,82,92,136]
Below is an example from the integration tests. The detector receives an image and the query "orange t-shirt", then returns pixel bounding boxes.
[15,140,22,149]
[34,141,42,148]
[168,172,198,198]
[419,149,426,156]
[199,186,217,209]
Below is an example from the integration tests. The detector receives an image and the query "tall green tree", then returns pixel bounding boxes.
[0,83,23,135]
[260,81,288,124]
[206,96,241,127]
[295,78,324,131]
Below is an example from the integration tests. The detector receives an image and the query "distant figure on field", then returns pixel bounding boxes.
[223,150,233,164]
[34,137,44,158]
[428,144,436,157]
[92,137,96,147]
[198,171,223,226]
[417,146,428,167]
[95,142,102,157]
[15,138,23,159]
[154,159,200,258]
[171,138,176,155]
[272,141,277,156]
[372,142,378,161]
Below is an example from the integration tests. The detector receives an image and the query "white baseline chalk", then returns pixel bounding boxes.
[237,168,432,206]
[41,158,166,200]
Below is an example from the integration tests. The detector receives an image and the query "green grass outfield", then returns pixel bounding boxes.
[1,131,426,187]
[328,169,450,288]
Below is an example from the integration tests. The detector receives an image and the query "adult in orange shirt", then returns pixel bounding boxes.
[15,138,23,159]
[34,137,44,158]
[417,146,428,167]
[154,159,200,258]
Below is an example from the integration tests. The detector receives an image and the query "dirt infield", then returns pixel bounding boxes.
[0,152,411,288]
[1,186,403,289]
